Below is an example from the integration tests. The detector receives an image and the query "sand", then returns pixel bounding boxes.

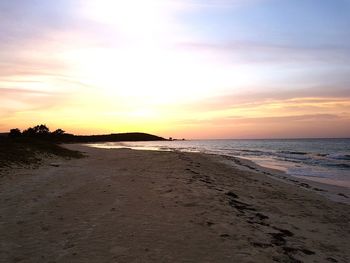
[0,144,349,263]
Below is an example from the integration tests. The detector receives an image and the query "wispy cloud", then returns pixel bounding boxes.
[173,113,350,139]
[170,0,265,9]
[185,86,350,112]
[177,41,350,64]
[0,87,71,114]
[0,0,349,138]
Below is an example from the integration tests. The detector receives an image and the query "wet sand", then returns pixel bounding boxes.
[0,144,349,262]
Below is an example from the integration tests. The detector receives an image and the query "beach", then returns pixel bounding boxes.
[0,144,349,263]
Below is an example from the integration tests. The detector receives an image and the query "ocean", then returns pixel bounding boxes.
[87,138,350,187]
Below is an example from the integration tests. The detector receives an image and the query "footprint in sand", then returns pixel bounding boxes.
[110,245,129,255]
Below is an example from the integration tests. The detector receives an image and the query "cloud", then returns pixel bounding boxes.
[174,112,350,139]
[0,87,72,118]
[221,113,345,124]
[185,86,350,112]
[0,0,349,138]
[0,88,52,96]
[0,0,79,47]
[171,90,350,138]
[0,57,68,79]
[177,40,350,64]
[172,0,265,9]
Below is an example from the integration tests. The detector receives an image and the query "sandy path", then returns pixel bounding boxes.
[0,144,349,263]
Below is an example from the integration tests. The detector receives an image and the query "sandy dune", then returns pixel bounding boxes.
[0,144,349,263]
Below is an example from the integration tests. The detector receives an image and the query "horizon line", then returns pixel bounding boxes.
[1,130,349,141]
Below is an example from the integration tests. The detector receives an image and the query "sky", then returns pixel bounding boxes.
[1,0,350,139]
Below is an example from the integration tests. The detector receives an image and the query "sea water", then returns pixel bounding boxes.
[88,139,350,187]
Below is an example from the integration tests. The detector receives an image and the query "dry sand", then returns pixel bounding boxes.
[0,144,349,263]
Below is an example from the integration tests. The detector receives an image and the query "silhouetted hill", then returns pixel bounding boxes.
[60,132,166,143]
[5,125,166,143]
[0,125,166,167]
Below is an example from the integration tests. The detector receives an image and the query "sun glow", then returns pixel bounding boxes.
[1,1,349,138]
[55,0,262,113]
[82,0,174,36]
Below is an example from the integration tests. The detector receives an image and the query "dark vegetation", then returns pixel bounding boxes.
[6,125,165,143]
[0,138,84,168]
[0,125,83,168]
[0,124,165,168]
[58,132,166,143]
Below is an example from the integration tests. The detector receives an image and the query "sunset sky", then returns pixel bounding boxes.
[1,0,350,139]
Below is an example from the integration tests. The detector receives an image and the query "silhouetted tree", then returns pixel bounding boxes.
[52,129,65,136]
[9,128,21,138]
[22,127,36,136]
[34,124,50,135]
[22,124,50,137]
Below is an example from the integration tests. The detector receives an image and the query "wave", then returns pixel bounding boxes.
[278,151,308,155]
[91,140,350,180]
[325,163,350,169]
[327,154,350,161]
[240,149,264,153]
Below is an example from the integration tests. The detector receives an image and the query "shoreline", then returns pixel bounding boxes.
[217,154,350,205]
[86,143,350,205]
[86,141,350,189]
[1,144,349,262]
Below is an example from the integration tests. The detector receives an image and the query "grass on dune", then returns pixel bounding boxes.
[0,138,84,168]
